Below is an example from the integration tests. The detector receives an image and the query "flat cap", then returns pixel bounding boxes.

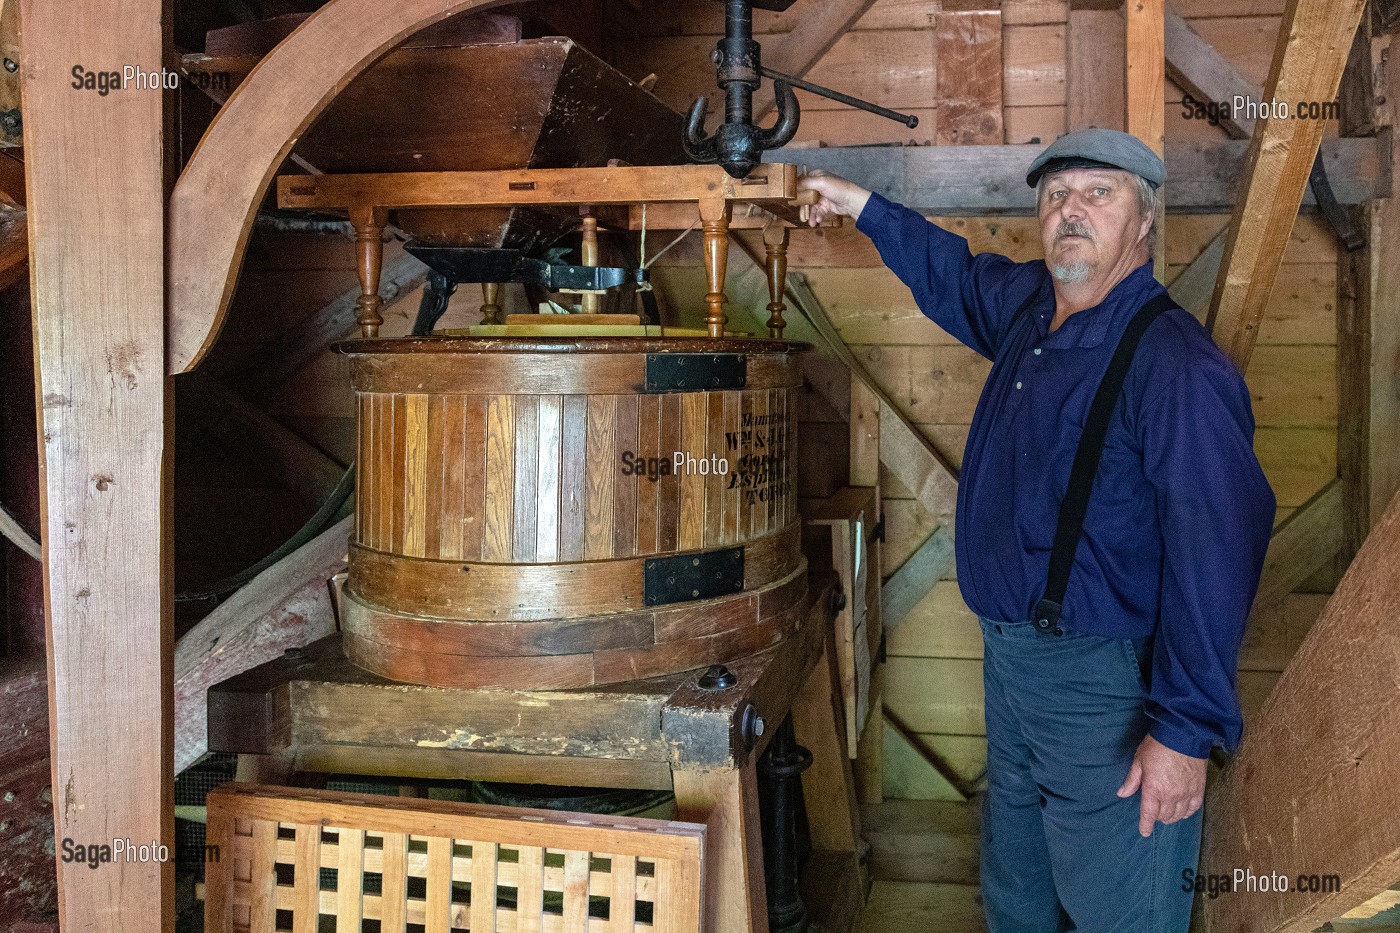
[1025,128,1166,189]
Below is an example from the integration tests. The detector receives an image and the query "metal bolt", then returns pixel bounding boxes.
[3,59,15,74]
[753,716,766,737]
[698,664,737,691]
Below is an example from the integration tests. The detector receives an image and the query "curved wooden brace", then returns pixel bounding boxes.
[166,0,508,375]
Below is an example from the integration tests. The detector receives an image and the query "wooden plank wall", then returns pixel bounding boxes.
[604,0,1341,796]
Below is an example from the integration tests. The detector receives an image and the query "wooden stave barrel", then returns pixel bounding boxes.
[337,336,811,689]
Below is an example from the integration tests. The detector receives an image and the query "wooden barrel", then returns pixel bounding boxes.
[336,336,810,689]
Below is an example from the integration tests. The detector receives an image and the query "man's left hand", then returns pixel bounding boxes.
[1115,734,1207,837]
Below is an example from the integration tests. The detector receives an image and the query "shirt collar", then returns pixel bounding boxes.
[1033,261,1161,349]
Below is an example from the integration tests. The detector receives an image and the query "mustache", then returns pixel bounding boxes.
[1055,221,1094,241]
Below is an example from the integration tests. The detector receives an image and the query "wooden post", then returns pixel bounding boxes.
[579,211,600,315]
[350,204,388,337]
[791,639,860,853]
[1125,0,1165,279]
[1338,23,1400,562]
[673,764,770,933]
[700,197,732,339]
[479,281,502,324]
[762,224,788,338]
[22,0,174,930]
[1067,1,1126,132]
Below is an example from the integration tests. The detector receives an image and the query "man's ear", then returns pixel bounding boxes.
[1138,210,1154,245]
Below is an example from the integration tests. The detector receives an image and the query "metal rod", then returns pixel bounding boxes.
[759,65,919,128]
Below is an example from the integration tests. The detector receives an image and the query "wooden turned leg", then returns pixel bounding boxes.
[480,282,502,324]
[580,213,601,314]
[762,224,789,339]
[673,763,770,933]
[700,198,733,339]
[350,205,388,338]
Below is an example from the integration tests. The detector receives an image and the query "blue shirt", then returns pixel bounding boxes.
[856,192,1276,758]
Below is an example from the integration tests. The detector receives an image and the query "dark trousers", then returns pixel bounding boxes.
[978,616,1202,932]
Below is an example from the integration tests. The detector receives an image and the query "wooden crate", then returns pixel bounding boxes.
[205,783,705,932]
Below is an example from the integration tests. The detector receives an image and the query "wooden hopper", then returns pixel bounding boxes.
[183,27,688,252]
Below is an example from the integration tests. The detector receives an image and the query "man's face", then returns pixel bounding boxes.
[1037,168,1150,285]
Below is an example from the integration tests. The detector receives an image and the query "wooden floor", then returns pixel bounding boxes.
[858,798,985,933]
[853,798,1400,933]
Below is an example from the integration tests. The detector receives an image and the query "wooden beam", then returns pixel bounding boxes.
[1067,5,1125,131]
[1338,24,1400,561]
[276,164,804,212]
[751,0,882,120]
[881,528,954,633]
[1126,0,1165,277]
[1201,484,1400,932]
[1166,228,1226,319]
[1206,0,1369,370]
[0,206,27,294]
[766,138,1384,214]
[167,0,518,376]
[22,0,173,930]
[209,251,427,390]
[934,10,1004,145]
[1250,479,1344,615]
[1164,4,1257,140]
[180,372,345,504]
[174,516,348,773]
[881,712,968,803]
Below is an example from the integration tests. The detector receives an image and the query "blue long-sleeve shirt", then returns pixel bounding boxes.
[856,192,1276,758]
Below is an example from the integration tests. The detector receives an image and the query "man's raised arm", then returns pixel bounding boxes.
[797,170,1031,360]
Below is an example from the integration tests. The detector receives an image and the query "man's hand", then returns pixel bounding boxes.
[1116,733,1207,837]
[797,170,873,227]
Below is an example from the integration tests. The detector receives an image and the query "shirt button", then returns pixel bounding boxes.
[1034,348,1042,355]
[1016,381,1023,390]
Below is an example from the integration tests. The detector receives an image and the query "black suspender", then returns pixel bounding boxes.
[1031,292,1178,635]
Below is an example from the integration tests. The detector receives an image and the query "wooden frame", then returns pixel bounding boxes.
[804,487,879,759]
[277,163,813,339]
[204,783,705,932]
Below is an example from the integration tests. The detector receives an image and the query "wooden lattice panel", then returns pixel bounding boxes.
[205,784,704,933]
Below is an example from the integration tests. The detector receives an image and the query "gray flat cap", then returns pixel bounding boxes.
[1025,128,1166,189]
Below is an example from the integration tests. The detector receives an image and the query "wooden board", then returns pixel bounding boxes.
[21,0,173,929]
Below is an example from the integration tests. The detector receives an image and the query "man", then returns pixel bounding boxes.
[798,129,1276,932]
